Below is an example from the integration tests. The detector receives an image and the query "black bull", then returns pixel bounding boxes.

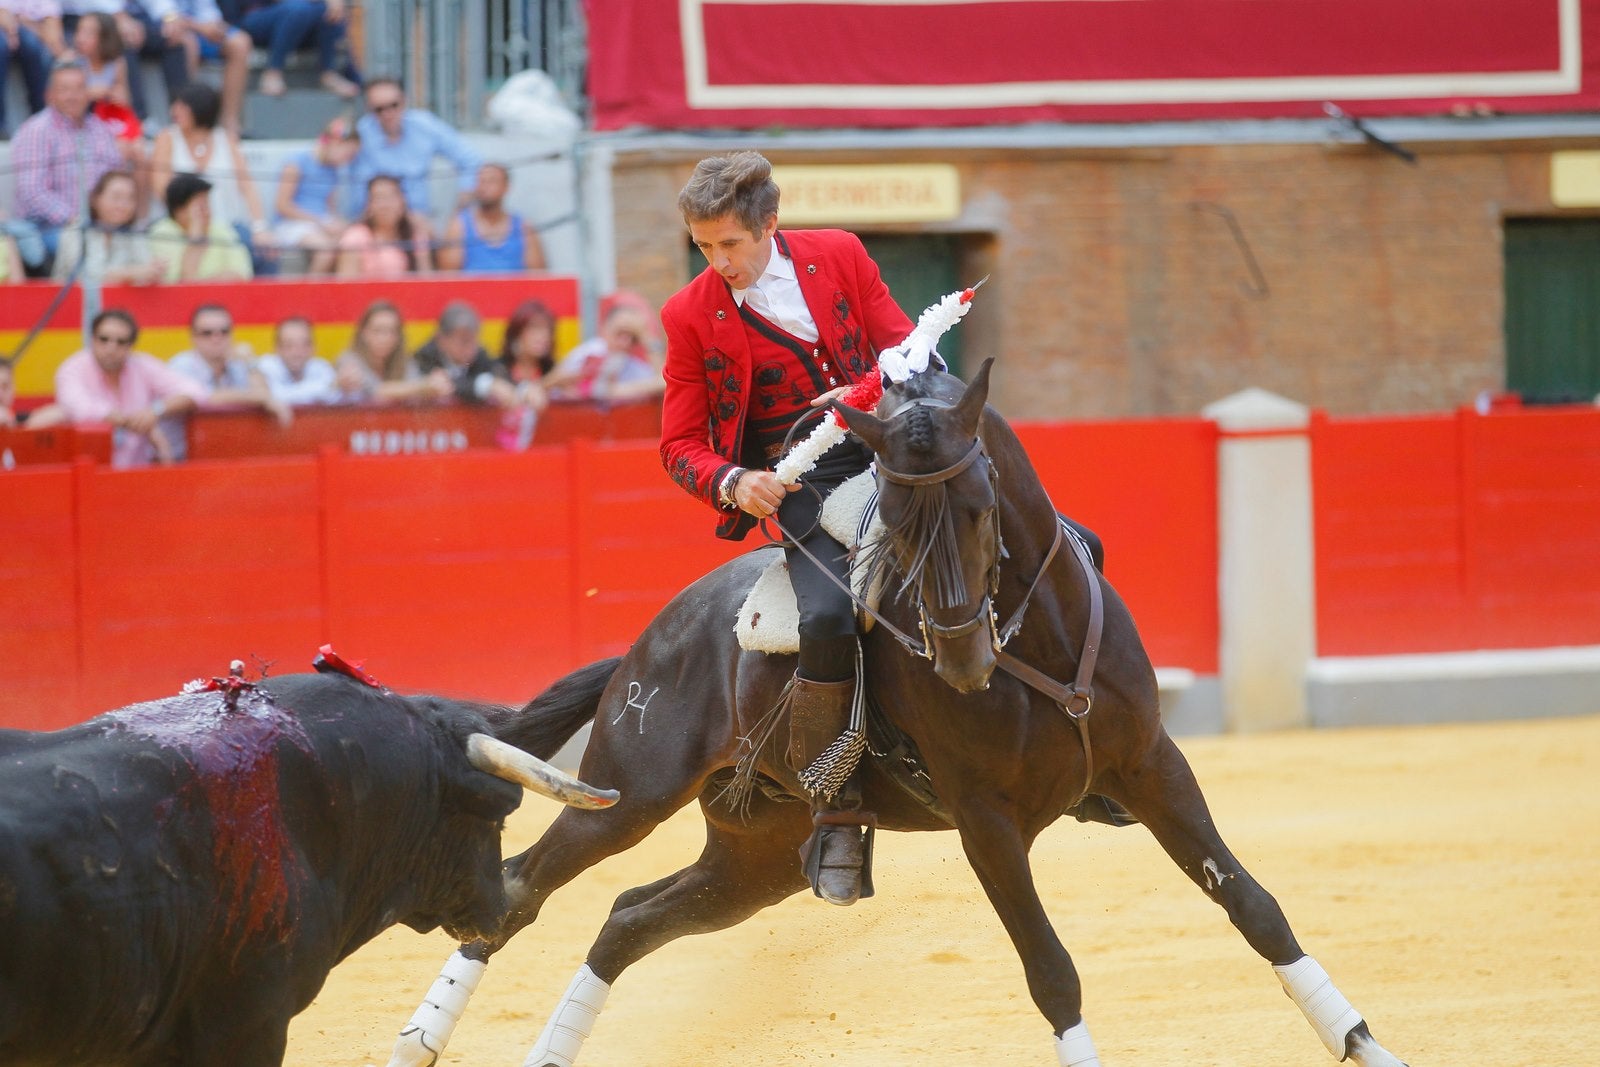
[0,671,614,1067]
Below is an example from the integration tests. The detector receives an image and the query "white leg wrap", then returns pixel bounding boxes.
[1055,1020,1103,1067]
[1275,955,1363,1060]
[385,951,487,1067]
[522,963,611,1067]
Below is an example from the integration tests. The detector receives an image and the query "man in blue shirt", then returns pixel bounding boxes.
[353,76,481,221]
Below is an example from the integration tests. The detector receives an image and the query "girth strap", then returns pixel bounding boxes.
[994,523,1103,811]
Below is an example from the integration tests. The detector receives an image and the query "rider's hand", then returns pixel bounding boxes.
[735,469,797,518]
[810,385,850,407]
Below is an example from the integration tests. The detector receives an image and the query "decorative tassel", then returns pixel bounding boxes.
[774,281,982,486]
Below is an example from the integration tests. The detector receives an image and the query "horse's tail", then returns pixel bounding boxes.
[488,657,623,760]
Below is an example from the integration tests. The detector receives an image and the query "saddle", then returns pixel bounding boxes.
[733,470,886,654]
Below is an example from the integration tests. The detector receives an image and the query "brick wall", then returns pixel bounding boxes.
[609,140,1575,419]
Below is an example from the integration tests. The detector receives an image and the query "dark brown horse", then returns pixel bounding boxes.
[383,361,1407,1067]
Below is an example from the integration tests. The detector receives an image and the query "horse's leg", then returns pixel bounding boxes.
[1111,732,1407,1067]
[953,802,1106,1066]
[385,778,704,1067]
[523,790,812,1067]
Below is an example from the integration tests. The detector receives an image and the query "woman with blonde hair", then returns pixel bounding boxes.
[333,299,451,405]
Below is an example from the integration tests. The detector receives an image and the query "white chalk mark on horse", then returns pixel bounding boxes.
[611,681,659,734]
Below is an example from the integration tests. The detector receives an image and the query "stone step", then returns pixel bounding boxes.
[243,87,356,141]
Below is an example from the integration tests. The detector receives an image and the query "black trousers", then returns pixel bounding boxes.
[778,441,871,684]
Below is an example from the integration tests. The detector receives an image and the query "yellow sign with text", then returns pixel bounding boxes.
[773,164,961,224]
[1551,151,1600,207]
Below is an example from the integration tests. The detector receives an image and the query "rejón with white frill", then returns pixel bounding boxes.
[773,279,985,486]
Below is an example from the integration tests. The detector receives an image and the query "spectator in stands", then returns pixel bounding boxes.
[169,302,290,424]
[0,0,62,136]
[231,0,359,101]
[0,214,24,281]
[493,299,555,449]
[148,171,253,281]
[414,300,534,408]
[269,114,356,274]
[67,11,128,106]
[499,297,557,383]
[51,168,165,283]
[335,174,430,277]
[62,0,189,126]
[333,299,451,405]
[544,294,665,403]
[150,81,267,262]
[436,162,545,273]
[257,315,337,405]
[139,0,248,135]
[9,59,123,269]
[53,307,204,466]
[1,357,68,428]
[352,76,480,219]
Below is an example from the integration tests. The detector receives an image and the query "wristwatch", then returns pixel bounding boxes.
[718,467,746,509]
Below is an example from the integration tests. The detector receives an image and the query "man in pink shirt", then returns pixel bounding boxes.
[54,308,205,467]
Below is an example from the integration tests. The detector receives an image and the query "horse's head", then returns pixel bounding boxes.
[840,359,1001,693]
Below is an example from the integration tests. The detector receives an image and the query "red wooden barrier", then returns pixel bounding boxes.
[0,468,81,728]
[1312,406,1600,656]
[1016,419,1220,674]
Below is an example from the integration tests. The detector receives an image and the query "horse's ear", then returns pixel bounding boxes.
[838,402,889,454]
[954,358,995,436]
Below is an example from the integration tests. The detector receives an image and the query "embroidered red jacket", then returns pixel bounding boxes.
[659,229,914,540]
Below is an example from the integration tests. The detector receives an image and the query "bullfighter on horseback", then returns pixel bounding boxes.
[661,152,1127,907]
[659,150,910,906]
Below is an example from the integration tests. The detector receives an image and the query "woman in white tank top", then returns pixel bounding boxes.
[150,82,266,237]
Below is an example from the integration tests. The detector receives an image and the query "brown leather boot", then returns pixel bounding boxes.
[784,674,871,906]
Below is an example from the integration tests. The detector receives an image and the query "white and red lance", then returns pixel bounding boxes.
[774,281,983,486]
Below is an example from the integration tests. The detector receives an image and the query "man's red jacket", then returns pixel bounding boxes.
[659,229,913,540]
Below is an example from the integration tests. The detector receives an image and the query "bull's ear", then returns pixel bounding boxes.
[954,358,994,438]
[838,403,889,454]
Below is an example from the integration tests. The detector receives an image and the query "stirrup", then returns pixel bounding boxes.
[799,811,877,905]
[1071,794,1138,828]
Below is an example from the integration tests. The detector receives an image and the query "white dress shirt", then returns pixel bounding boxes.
[733,246,819,344]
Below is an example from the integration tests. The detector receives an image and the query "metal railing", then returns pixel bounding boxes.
[359,0,587,130]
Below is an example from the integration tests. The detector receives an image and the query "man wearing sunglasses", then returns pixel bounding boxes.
[170,303,291,426]
[351,76,481,219]
[53,308,204,467]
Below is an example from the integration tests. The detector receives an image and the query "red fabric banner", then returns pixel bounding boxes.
[586,0,1600,129]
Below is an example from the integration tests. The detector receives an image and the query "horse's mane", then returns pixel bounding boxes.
[861,372,988,613]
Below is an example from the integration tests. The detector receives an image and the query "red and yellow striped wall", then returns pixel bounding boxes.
[2,274,582,399]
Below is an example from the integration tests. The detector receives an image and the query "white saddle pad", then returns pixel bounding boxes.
[734,470,887,653]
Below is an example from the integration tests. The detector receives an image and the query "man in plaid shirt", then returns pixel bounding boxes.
[10,59,123,268]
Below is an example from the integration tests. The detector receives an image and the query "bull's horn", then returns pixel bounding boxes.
[466,734,619,810]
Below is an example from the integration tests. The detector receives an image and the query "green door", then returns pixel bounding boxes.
[1505,219,1600,402]
[860,233,963,376]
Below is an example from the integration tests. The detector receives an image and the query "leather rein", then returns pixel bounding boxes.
[775,415,1105,810]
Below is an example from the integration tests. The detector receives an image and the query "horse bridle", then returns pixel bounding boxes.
[777,397,1105,800]
[874,435,1004,656]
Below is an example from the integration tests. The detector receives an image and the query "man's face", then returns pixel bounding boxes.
[191,310,234,366]
[475,166,507,208]
[688,213,776,292]
[90,318,136,376]
[47,68,90,122]
[277,322,314,374]
[438,324,481,367]
[366,84,406,138]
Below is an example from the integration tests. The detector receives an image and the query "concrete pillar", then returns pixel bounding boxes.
[1202,388,1316,732]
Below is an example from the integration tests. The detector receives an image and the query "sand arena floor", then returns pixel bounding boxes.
[287,713,1600,1066]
